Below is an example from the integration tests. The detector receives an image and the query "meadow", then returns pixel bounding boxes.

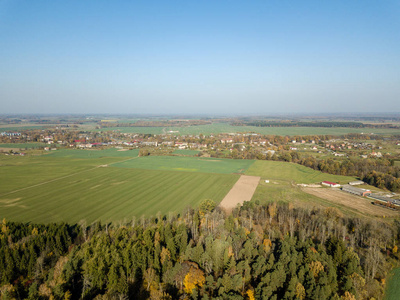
[172,149,201,156]
[112,156,254,174]
[246,160,357,184]
[94,122,400,136]
[0,148,381,224]
[385,268,400,300]
[0,150,253,223]
[0,167,238,223]
[45,148,140,158]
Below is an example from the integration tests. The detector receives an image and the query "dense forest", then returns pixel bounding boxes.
[1,201,399,299]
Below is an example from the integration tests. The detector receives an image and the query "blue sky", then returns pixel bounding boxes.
[1,0,399,115]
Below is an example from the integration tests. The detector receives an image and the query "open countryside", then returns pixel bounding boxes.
[94,122,400,136]
[2,147,391,224]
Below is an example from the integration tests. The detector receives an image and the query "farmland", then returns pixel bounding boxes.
[0,152,253,223]
[45,148,140,159]
[385,268,400,300]
[246,160,356,184]
[112,156,254,174]
[172,149,200,156]
[94,122,400,136]
[0,148,395,224]
[0,166,238,223]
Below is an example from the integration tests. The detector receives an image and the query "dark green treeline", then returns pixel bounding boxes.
[1,202,399,299]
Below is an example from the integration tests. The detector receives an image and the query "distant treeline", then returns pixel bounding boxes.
[99,120,212,128]
[233,121,399,129]
[1,202,399,299]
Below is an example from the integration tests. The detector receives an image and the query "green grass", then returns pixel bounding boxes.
[0,125,47,131]
[246,160,357,184]
[172,149,201,156]
[94,122,400,136]
[0,143,48,149]
[45,148,140,159]
[112,156,255,174]
[0,155,125,194]
[385,268,400,300]
[0,167,238,223]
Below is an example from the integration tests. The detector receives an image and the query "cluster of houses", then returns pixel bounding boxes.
[1,132,21,137]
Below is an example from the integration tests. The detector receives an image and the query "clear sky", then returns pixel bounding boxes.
[1,0,399,115]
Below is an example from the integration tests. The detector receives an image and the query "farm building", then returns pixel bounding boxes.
[348,180,365,186]
[342,185,371,197]
[321,181,340,188]
[368,194,400,207]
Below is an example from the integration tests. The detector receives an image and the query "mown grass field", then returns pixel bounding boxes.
[94,122,400,136]
[0,155,125,195]
[45,148,140,159]
[246,160,357,184]
[172,149,200,156]
[385,268,400,300]
[244,160,374,217]
[0,167,238,223]
[0,150,378,224]
[112,156,255,174]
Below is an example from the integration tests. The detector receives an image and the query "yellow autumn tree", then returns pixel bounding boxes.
[263,238,272,253]
[309,261,324,277]
[295,282,305,300]
[183,267,205,294]
[246,289,255,300]
[341,291,356,300]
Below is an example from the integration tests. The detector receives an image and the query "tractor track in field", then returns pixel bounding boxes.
[0,156,139,198]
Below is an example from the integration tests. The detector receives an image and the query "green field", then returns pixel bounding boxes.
[246,160,357,184]
[385,268,400,300]
[45,148,140,158]
[0,167,238,223]
[94,122,400,136]
[0,153,251,223]
[172,149,201,156]
[0,152,367,224]
[0,143,48,149]
[0,155,124,195]
[112,156,254,174]
[246,160,362,215]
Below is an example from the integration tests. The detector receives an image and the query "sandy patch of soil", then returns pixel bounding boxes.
[117,149,129,151]
[302,187,399,217]
[219,175,260,213]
